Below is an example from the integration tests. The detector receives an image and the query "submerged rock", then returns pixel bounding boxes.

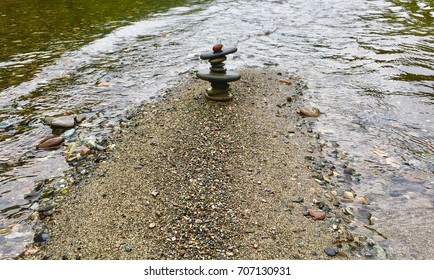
[37,136,64,149]
[49,116,75,129]
[299,107,321,117]
[343,191,355,200]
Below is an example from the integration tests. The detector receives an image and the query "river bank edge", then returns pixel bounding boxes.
[18,68,384,260]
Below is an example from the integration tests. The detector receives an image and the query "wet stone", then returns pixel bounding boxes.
[37,136,64,149]
[49,116,75,129]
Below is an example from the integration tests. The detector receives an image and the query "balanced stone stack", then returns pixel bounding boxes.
[197,43,241,101]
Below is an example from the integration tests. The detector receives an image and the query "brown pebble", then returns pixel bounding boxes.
[80,148,91,156]
[37,136,64,149]
[343,191,355,200]
[179,249,186,257]
[213,43,223,52]
[308,209,326,220]
[299,107,321,117]
[358,196,368,204]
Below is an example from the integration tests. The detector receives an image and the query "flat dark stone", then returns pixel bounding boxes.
[197,70,240,83]
[200,47,237,60]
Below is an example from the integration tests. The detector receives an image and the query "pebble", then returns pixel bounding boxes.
[213,43,223,52]
[151,190,159,197]
[374,244,387,260]
[149,223,156,229]
[75,114,86,124]
[37,136,64,149]
[308,209,326,220]
[324,247,337,256]
[49,116,75,129]
[343,167,355,175]
[343,191,355,200]
[291,197,304,203]
[123,244,132,252]
[299,107,321,117]
[34,232,51,243]
[80,148,91,156]
[358,196,368,204]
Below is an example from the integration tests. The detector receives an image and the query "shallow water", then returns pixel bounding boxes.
[1,0,433,259]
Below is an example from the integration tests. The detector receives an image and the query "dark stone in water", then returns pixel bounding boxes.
[34,232,51,243]
[389,190,402,197]
[324,247,337,256]
[37,136,64,149]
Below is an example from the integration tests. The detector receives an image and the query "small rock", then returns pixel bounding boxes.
[149,223,156,229]
[151,190,159,197]
[37,136,64,149]
[374,244,387,260]
[302,206,309,216]
[123,244,132,252]
[324,247,337,256]
[74,114,86,124]
[80,148,91,156]
[38,205,53,212]
[291,197,304,203]
[299,107,321,117]
[49,116,75,129]
[34,232,50,243]
[308,209,326,220]
[359,196,368,204]
[213,43,223,52]
[23,247,40,256]
[179,249,186,257]
[343,167,355,175]
[343,191,355,200]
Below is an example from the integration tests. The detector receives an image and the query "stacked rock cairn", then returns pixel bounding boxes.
[196,43,241,101]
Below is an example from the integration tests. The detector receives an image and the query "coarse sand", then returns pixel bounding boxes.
[30,69,345,260]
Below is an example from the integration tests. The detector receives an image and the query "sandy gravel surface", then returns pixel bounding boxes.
[31,69,344,260]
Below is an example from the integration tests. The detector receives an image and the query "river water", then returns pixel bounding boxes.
[0,0,433,259]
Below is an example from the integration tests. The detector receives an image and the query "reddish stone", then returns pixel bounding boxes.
[308,209,326,220]
[212,43,223,52]
[37,136,64,149]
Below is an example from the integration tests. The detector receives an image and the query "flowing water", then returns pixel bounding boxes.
[0,0,433,259]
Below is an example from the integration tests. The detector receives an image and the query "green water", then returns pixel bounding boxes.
[0,0,194,90]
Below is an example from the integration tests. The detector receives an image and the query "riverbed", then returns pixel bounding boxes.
[1,0,433,259]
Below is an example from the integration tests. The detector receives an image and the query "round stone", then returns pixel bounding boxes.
[213,43,223,52]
